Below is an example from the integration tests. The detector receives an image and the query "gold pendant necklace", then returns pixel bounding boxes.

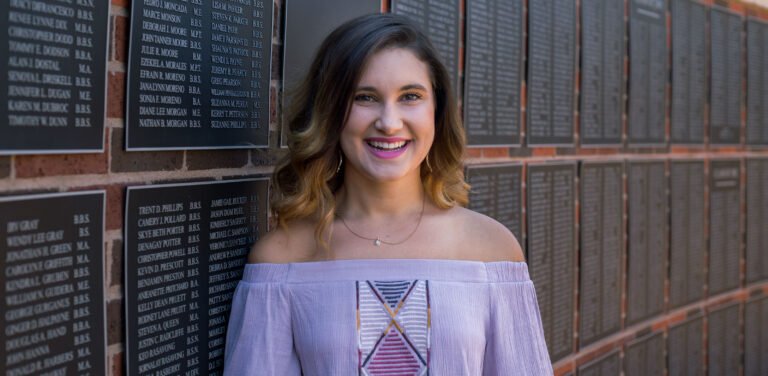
[337,195,425,247]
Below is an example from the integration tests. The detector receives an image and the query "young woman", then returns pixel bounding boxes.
[224,13,553,375]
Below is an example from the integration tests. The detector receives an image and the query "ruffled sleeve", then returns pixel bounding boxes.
[224,264,301,375]
[483,262,553,376]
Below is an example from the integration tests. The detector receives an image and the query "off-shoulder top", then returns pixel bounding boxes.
[223,259,553,375]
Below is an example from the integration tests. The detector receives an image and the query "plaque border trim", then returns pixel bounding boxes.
[124,2,276,151]
[463,0,525,147]
[0,189,108,376]
[708,5,745,147]
[0,4,109,156]
[576,348,620,373]
[745,17,768,146]
[123,177,269,375]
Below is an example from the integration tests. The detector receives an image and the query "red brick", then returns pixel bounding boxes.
[107,72,126,119]
[107,299,124,345]
[110,351,125,376]
[112,0,130,7]
[0,157,9,178]
[110,129,183,172]
[16,149,108,178]
[187,150,249,170]
[481,147,509,158]
[113,15,129,62]
[465,148,482,158]
[110,239,123,287]
[106,184,125,230]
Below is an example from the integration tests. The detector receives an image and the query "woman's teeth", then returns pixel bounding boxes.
[367,140,408,150]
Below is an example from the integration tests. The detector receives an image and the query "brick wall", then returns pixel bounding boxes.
[1,0,768,375]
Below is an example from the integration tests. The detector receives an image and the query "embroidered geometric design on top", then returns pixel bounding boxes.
[356,280,431,376]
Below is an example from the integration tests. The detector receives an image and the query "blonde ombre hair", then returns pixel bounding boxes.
[271,14,469,248]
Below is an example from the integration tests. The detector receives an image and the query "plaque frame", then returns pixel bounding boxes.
[709,5,744,146]
[280,0,383,148]
[525,1,578,147]
[123,178,270,375]
[0,190,107,376]
[125,1,276,151]
[746,16,768,146]
[0,3,109,155]
[465,162,524,244]
[463,0,525,147]
[579,0,627,148]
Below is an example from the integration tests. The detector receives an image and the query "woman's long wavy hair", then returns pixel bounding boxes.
[272,13,469,249]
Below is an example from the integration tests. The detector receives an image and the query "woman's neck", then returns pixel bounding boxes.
[337,169,425,220]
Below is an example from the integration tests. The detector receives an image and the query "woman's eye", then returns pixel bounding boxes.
[354,94,375,102]
[402,93,422,101]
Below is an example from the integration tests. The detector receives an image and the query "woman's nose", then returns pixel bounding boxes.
[374,103,403,134]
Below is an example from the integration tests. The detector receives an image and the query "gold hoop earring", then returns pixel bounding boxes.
[336,153,343,174]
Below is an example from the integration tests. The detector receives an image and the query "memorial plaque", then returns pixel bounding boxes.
[747,18,768,145]
[709,160,741,295]
[710,7,743,145]
[580,0,624,146]
[668,315,704,376]
[627,161,667,324]
[466,164,523,244]
[527,163,576,361]
[527,0,576,146]
[126,0,274,149]
[578,162,623,347]
[628,0,667,145]
[281,0,381,147]
[745,296,768,376]
[671,0,707,144]
[577,350,620,376]
[707,303,741,376]
[0,191,106,375]
[747,158,768,283]
[669,161,705,308]
[464,0,524,146]
[392,0,460,95]
[125,179,269,376]
[624,332,664,376]
[0,0,108,154]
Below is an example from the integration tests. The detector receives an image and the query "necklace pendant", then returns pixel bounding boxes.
[374,238,382,247]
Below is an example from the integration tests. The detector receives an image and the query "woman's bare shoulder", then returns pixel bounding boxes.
[447,206,525,263]
[247,219,318,264]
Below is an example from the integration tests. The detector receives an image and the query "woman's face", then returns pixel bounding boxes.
[339,48,435,183]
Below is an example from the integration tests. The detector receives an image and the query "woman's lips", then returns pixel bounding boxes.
[364,139,411,159]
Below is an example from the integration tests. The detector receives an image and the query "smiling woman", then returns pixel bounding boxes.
[223,13,553,375]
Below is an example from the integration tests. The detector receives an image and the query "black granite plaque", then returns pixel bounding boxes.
[392,0,460,95]
[527,163,576,361]
[669,161,705,308]
[125,179,269,376]
[577,350,620,376]
[466,164,523,244]
[624,332,664,376]
[580,0,624,145]
[281,0,381,147]
[527,0,576,145]
[710,7,743,145]
[0,191,106,375]
[671,0,707,144]
[747,158,768,283]
[0,0,108,154]
[578,162,623,347]
[126,0,273,150]
[464,0,524,146]
[747,18,768,145]
[745,296,768,376]
[708,303,741,376]
[628,0,667,145]
[627,161,667,324]
[668,315,704,376]
[709,160,741,295]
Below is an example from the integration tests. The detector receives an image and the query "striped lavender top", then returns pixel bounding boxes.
[223,259,553,375]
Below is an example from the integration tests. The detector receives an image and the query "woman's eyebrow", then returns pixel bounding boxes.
[355,84,429,92]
